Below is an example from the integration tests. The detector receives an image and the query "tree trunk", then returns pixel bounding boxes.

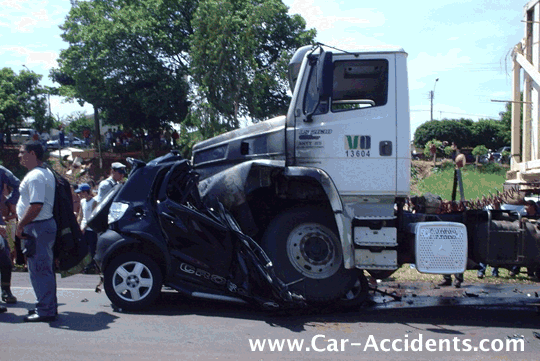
[93,105,102,169]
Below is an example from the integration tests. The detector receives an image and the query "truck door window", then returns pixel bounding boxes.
[332,59,388,112]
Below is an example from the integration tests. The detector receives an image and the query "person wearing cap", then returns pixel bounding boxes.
[76,183,96,232]
[94,162,127,205]
[76,183,99,273]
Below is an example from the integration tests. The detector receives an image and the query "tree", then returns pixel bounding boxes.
[470,119,505,151]
[414,119,473,149]
[190,0,316,128]
[423,139,443,165]
[65,112,93,139]
[0,67,52,141]
[55,0,194,134]
[472,145,489,166]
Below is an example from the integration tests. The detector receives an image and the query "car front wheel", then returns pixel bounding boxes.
[104,252,163,311]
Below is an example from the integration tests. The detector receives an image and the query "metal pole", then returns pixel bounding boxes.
[430,91,434,121]
[431,78,439,121]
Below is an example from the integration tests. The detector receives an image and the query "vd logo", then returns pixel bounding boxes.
[345,135,371,150]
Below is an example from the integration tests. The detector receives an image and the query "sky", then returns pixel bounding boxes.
[0,0,527,140]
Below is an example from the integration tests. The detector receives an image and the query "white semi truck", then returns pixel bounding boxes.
[191,44,537,305]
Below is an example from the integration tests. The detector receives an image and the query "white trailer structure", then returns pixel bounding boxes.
[508,1,540,191]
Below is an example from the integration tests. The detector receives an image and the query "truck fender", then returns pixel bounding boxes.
[283,166,354,269]
[197,161,354,269]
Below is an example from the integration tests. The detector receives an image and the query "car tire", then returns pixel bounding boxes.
[260,207,356,303]
[104,252,163,311]
[338,269,370,308]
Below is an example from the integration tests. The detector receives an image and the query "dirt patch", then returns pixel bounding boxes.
[411,160,436,195]
[412,160,434,179]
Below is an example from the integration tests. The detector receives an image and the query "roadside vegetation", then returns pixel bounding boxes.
[412,160,507,200]
[391,265,539,285]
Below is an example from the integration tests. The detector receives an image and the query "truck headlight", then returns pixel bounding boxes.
[108,202,129,224]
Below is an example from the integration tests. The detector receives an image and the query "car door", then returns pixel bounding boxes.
[155,161,235,279]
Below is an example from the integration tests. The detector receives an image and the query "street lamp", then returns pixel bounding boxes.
[430,78,439,121]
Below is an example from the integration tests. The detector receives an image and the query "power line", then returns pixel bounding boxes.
[410,109,499,119]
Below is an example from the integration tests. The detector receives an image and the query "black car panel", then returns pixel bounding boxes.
[94,151,304,311]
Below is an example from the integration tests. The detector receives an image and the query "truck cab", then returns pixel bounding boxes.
[192,45,467,304]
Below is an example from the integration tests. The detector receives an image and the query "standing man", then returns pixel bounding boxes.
[0,165,20,307]
[58,128,65,149]
[94,162,126,204]
[82,128,91,148]
[16,140,57,322]
[67,131,74,147]
[76,183,98,273]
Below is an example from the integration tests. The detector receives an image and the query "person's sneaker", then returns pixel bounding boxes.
[1,290,17,304]
[477,271,485,279]
[454,280,462,288]
[438,279,452,287]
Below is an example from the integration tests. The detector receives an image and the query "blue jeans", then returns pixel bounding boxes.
[24,218,57,317]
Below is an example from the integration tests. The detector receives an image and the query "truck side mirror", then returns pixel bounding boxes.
[319,51,333,100]
[305,50,333,122]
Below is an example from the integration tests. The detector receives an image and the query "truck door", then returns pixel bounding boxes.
[293,51,403,197]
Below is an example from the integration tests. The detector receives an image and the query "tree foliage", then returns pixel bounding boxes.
[64,112,94,138]
[0,67,53,138]
[55,0,194,133]
[414,119,473,149]
[414,109,512,151]
[190,0,316,128]
[54,0,314,146]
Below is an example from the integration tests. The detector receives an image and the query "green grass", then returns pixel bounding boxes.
[415,162,507,201]
[391,265,538,285]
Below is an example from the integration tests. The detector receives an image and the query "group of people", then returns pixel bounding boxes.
[72,161,127,274]
[0,139,127,322]
[104,128,180,151]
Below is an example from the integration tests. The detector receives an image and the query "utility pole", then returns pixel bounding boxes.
[430,78,439,120]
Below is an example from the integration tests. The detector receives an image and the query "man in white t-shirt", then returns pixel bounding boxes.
[16,141,58,322]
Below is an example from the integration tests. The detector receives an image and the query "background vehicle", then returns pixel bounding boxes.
[88,152,303,311]
[492,146,510,164]
[47,136,85,148]
[10,128,35,144]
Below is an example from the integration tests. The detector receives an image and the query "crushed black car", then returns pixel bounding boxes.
[87,151,304,311]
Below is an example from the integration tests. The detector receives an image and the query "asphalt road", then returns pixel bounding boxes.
[1,272,540,361]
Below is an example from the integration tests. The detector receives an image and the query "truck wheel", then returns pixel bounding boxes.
[104,253,163,311]
[260,207,356,303]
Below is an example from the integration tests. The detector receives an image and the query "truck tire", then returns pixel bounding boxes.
[260,207,356,303]
[104,252,163,311]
